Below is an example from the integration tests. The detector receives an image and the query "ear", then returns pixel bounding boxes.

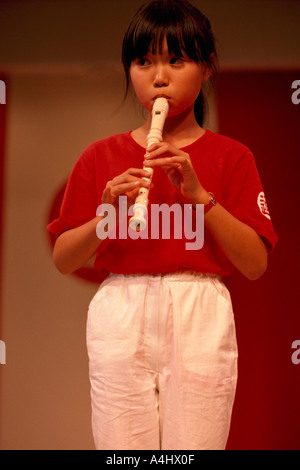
[202,53,216,82]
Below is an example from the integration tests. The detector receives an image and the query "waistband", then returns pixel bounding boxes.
[108,270,222,283]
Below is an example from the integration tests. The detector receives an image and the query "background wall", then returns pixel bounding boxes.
[0,0,299,450]
[217,70,300,449]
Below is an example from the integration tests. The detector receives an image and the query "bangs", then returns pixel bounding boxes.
[125,23,200,64]
[122,1,215,69]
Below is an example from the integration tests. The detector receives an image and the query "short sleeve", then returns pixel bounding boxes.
[223,150,278,253]
[47,145,97,240]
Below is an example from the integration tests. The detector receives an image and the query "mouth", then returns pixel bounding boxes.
[153,94,170,101]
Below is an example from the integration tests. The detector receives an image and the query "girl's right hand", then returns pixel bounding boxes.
[102,168,152,210]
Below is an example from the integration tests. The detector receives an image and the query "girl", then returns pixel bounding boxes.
[48,0,278,450]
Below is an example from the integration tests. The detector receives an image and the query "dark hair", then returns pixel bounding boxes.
[122,0,217,126]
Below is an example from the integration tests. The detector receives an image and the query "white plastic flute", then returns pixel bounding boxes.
[129,97,169,231]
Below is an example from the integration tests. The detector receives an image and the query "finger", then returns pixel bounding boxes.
[166,156,193,173]
[143,156,185,169]
[145,143,187,160]
[112,168,152,185]
[102,186,112,203]
[145,142,163,153]
[110,179,151,197]
[144,145,171,160]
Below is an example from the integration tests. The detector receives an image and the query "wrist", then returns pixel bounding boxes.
[191,189,211,206]
[192,190,216,214]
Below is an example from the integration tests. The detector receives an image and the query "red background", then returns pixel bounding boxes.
[217,70,300,449]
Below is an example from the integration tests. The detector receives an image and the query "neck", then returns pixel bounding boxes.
[142,105,204,146]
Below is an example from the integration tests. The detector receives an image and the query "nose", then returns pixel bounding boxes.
[153,65,169,87]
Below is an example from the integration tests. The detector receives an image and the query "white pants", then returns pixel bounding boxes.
[86,271,238,450]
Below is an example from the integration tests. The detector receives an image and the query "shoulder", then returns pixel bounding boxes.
[201,130,256,174]
[73,132,132,169]
[85,132,132,154]
[205,129,253,157]
[74,131,142,182]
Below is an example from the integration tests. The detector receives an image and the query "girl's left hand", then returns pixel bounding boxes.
[143,141,208,205]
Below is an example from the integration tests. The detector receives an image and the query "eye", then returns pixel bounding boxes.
[169,57,184,65]
[136,57,151,66]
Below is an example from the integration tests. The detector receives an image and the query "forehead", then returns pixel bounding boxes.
[146,36,183,56]
[133,29,190,59]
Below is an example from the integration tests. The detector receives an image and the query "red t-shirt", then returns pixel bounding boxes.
[47,129,278,281]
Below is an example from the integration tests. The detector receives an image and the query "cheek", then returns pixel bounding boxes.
[177,74,202,102]
[177,67,203,94]
[129,71,146,97]
[130,76,153,111]
[190,70,204,93]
